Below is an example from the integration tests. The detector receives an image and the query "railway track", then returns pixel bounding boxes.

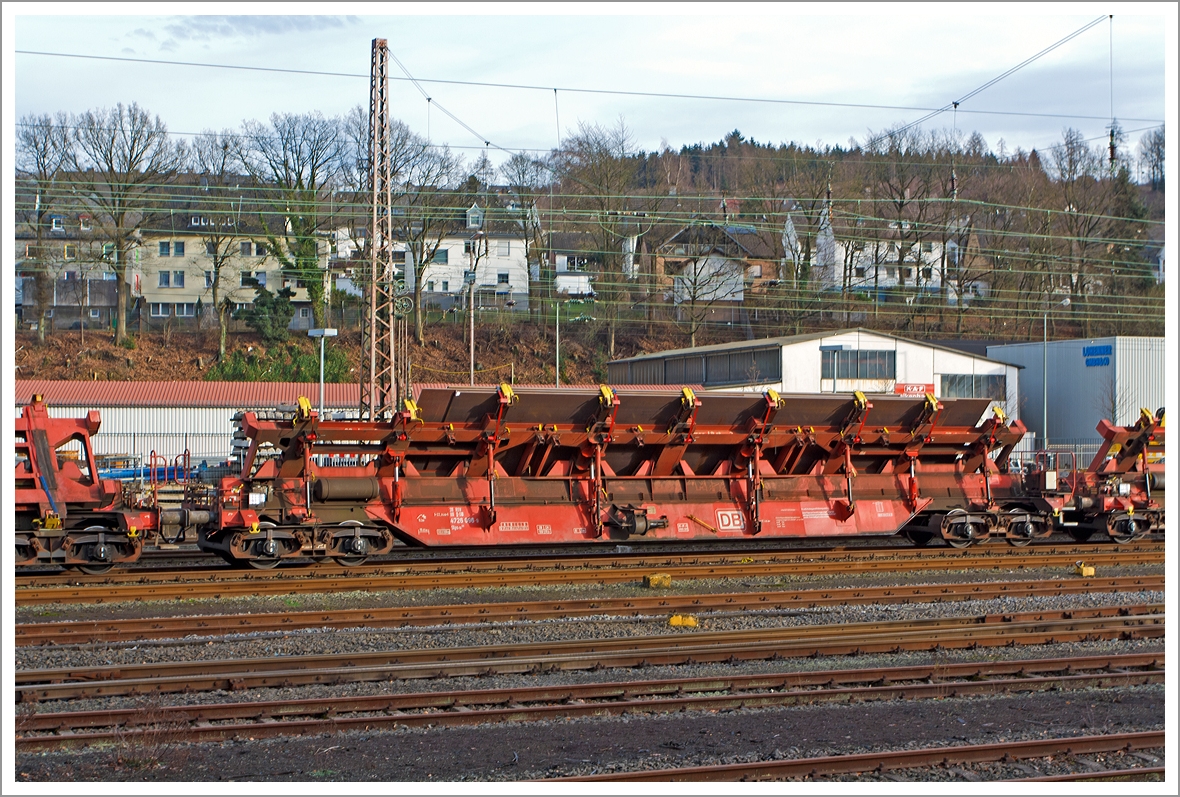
[13,654,1163,752]
[15,574,1165,646]
[16,604,1163,702]
[548,730,1165,781]
[15,543,1164,605]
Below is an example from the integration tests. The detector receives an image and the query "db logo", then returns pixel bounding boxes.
[716,509,746,531]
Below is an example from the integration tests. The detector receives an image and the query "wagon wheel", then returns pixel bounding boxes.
[74,525,117,575]
[247,521,283,570]
[1005,509,1035,548]
[335,520,370,567]
[942,510,975,549]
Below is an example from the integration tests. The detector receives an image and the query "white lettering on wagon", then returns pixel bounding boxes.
[499,521,530,532]
[537,524,553,535]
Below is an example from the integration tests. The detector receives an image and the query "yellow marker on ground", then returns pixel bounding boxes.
[644,573,672,588]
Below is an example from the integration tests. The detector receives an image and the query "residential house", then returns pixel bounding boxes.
[654,222,780,324]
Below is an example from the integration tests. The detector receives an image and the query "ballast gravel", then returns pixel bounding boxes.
[13,560,1166,783]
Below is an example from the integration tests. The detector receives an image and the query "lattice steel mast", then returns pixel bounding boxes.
[360,38,396,420]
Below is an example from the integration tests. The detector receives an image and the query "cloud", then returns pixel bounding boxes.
[159,39,179,53]
[128,28,157,40]
[162,15,359,42]
[121,47,136,55]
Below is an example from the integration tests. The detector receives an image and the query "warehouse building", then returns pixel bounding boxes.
[986,336,1164,446]
[14,381,359,466]
[608,328,1021,420]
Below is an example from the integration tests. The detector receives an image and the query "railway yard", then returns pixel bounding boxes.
[12,539,1167,783]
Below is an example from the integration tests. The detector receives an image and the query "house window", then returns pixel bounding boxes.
[255,242,266,257]
[191,217,200,226]
[903,268,913,279]
[497,240,510,257]
[748,264,762,279]
[206,242,216,256]
[205,271,213,288]
[432,249,448,265]
[103,243,116,261]
[497,272,509,285]
[63,244,77,260]
[392,251,406,263]
[240,271,254,288]
[941,374,1006,401]
[241,242,252,256]
[427,281,435,292]
[173,241,185,256]
[234,303,251,313]
[854,267,866,278]
[173,271,185,288]
[63,270,79,281]
[255,272,266,288]
[441,280,449,292]
[79,216,92,231]
[159,271,171,288]
[44,309,54,318]
[24,244,37,257]
[922,267,933,280]
[885,268,895,279]
[159,242,171,257]
[922,241,933,253]
[51,217,63,231]
[821,349,897,381]
[150,303,171,317]
[89,309,101,319]
[175,303,196,317]
[300,307,310,318]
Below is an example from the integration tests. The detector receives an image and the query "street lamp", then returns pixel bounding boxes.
[308,327,338,418]
[1041,297,1070,449]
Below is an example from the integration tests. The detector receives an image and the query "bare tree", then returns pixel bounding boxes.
[500,151,552,320]
[190,129,251,360]
[1138,126,1164,191]
[671,252,743,347]
[238,112,342,327]
[556,119,640,357]
[71,103,186,345]
[394,144,465,344]
[16,112,73,343]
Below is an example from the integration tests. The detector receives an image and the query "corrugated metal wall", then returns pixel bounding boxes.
[1116,337,1166,424]
[987,336,1163,443]
[36,401,355,466]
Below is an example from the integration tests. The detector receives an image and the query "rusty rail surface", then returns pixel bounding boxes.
[1013,767,1166,781]
[550,731,1166,781]
[15,575,1166,646]
[16,606,1163,702]
[14,545,1164,606]
[13,655,1164,752]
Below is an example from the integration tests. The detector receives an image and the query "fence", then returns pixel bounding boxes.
[1009,435,1103,472]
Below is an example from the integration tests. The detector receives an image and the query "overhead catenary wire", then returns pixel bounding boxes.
[867,15,1112,149]
[14,49,1163,127]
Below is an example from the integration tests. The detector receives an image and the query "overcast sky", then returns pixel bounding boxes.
[5,2,1176,172]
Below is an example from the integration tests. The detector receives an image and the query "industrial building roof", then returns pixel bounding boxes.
[15,381,360,409]
[610,327,1016,366]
